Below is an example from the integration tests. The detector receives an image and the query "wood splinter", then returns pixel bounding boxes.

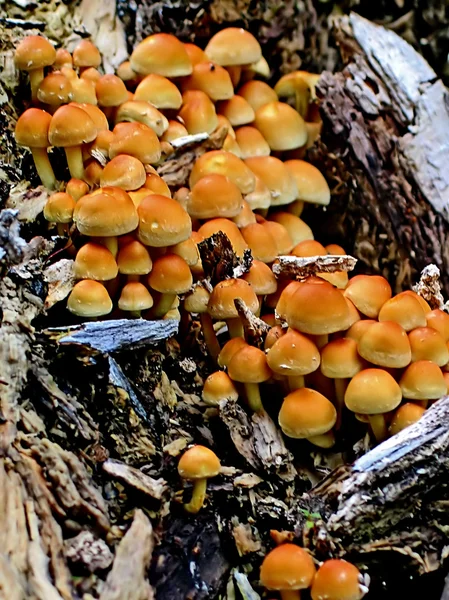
[272,254,358,280]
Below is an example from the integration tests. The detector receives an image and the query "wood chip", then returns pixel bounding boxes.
[272,254,357,280]
[103,459,167,500]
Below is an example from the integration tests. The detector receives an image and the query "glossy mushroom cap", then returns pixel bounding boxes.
[254,102,307,151]
[408,326,449,366]
[208,278,259,320]
[346,319,377,343]
[426,309,449,341]
[130,33,192,77]
[187,174,242,219]
[244,156,298,206]
[344,275,392,318]
[320,338,365,378]
[270,212,314,245]
[238,80,278,112]
[284,159,331,205]
[190,150,256,195]
[228,344,272,384]
[184,43,208,66]
[357,321,411,368]
[399,360,447,401]
[267,328,320,377]
[15,35,56,71]
[71,102,109,131]
[311,559,367,600]
[95,74,128,106]
[205,28,261,66]
[115,100,168,136]
[389,403,427,436]
[260,219,294,254]
[67,280,113,317]
[110,122,161,165]
[242,260,277,296]
[118,282,154,312]
[378,291,427,331]
[43,192,76,223]
[49,104,97,147]
[279,388,337,438]
[276,279,351,335]
[260,544,316,593]
[178,445,221,479]
[74,189,138,236]
[117,240,152,275]
[217,95,255,126]
[344,368,402,414]
[73,40,101,69]
[148,254,193,294]
[241,222,278,263]
[15,108,52,148]
[235,126,270,158]
[179,90,218,135]
[137,194,192,247]
[217,337,247,368]
[202,371,239,406]
[181,62,234,101]
[100,155,146,191]
[73,243,118,280]
[134,73,182,109]
[197,218,248,257]
[37,72,72,107]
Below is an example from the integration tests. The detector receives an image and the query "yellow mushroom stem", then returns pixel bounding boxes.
[334,378,349,429]
[93,237,119,259]
[200,313,221,362]
[64,145,86,180]
[307,431,335,448]
[280,590,301,600]
[368,414,388,443]
[30,147,56,190]
[153,293,176,318]
[29,67,45,103]
[226,317,244,339]
[288,375,305,391]
[184,477,208,514]
[56,223,70,237]
[244,382,263,412]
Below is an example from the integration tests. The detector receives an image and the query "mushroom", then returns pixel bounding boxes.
[67,279,113,318]
[202,371,239,406]
[37,71,72,113]
[181,62,234,101]
[241,222,278,264]
[242,260,277,315]
[73,40,101,75]
[238,80,278,112]
[344,274,392,319]
[80,67,102,83]
[282,159,331,207]
[14,35,56,102]
[344,368,402,442]
[227,343,272,412]
[54,48,72,70]
[116,240,152,281]
[205,28,261,67]
[148,254,193,317]
[197,218,249,258]
[177,445,220,513]
[73,243,118,281]
[399,360,447,407]
[72,102,109,132]
[217,337,247,368]
[357,321,412,368]
[260,543,316,600]
[291,239,347,288]
[275,71,320,117]
[118,282,154,318]
[244,156,298,207]
[232,199,257,228]
[345,319,377,343]
[408,326,449,365]
[217,95,255,126]
[115,100,168,136]
[43,192,76,236]
[66,178,89,201]
[48,104,97,180]
[320,338,365,426]
[426,308,449,341]
[185,174,242,220]
[95,74,129,113]
[278,387,337,447]
[161,120,189,143]
[190,150,256,195]
[14,108,56,190]
[130,33,192,77]
[267,327,320,391]
[254,102,307,151]
[184,43,208,66]
[100,155,146,191]
[137,194,192,247]
[179,90,218,135]
[378,291,427,331]
[208,278,259,338]
[134,73,182,109]
[260,219,294,255]
[270,212,314,246]
[142,172,171,197]
[70,78,97,105]
[311,558,368,600]
[389,403,427,437]
[235,126,270,158]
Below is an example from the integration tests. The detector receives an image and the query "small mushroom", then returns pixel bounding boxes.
[73,40,101,75]
[260,543,316,600]
[399,360,447,407]
[43,192,76,236]
[205,28,261,67]
[148,254,193,318]
[227,343,272,412]
[254,101,307,151]
[134,73,182,109]
[208,278,259,339]
[73,243,118,281]
[118,282,154,318]
[177,445,220,513]
[202,371,239,406]
[67,280,113,318]
[179,90,218,135]
[181,62,234,101]
[238,80,278,112]
[311,558,368,600]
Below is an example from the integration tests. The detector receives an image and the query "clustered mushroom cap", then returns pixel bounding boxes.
[118,282,154,312]
[148,254,193,294]
[278,388,337,438]
[345,368,402,414]
[238,80,278,111]
[343,274,392,318]
[321,338,365,379]
[49,104,97,147]
[267,328,320,377]
[228,344,272,383]
[73,189,138,236]
[202,371,239,406]
[134,73,183,109]
[15,108,52,148]
[205,28,262,67]
[15,35,56,71]
[190,150,256,195]
[182,62,234,101]
[208,278,259,320]
[179,90,218,135]
[130,33,193,77]
[67,279,112,317]
[357,320,412,368]
[137,194,192,247]
[73,243,118,280]
[254,101,307,151]
[186,174,242,219]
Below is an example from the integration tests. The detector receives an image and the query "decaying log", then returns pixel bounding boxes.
[311,12,449,295]
[306,396,449,589]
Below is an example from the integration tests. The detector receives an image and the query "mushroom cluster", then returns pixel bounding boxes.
[14,31,445,442]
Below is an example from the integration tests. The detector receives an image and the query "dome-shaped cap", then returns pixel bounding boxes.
[67,280,112,317]
[15,108,52,148]
[74,189,138,236]
[49,104,97,147]
[73,243,118,280]
[130,33,192,77]
[178,445,221,479]
[137,194,192,247]
[208,278,259,320]
[205,28,261,66]
[15,35,56,70]
[311,559,367,600]
[72,40,101,68]
[345,368,402,414]
[279,388,336,438]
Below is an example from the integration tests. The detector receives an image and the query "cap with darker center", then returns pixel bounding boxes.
[344,274,392,318]
[134,73,183,109]
[178,445,220,513]
[244,156,298,206]
[190,150,256,195]
[254,101,307,150]
[15,35,56,101]
[179,90,218,135]
[238,80,278,112]
[202,371,238,406]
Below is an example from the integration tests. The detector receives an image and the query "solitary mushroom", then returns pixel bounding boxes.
[178,445,220,513]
